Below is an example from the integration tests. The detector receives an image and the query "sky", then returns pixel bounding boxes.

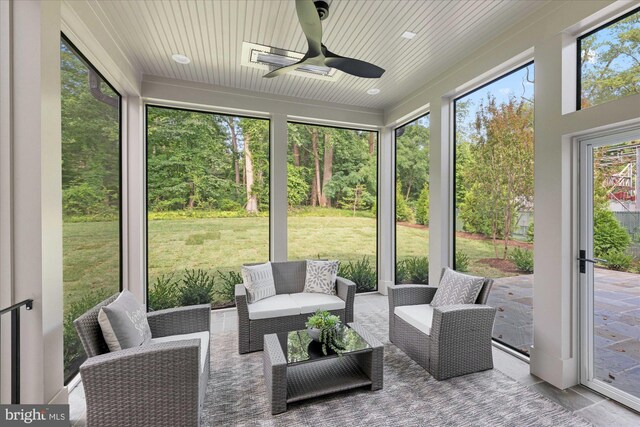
[455,63,535,139]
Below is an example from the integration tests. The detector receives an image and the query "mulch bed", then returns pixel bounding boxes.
[478,257,521,274]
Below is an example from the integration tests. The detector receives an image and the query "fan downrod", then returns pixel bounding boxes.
[314,1,329,21]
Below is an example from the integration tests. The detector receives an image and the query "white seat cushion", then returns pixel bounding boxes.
[394,304,434,335]
[149,331,209,373]
[247,294,301,320]
[289,292,346,314]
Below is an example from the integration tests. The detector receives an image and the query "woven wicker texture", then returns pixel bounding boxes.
[263,322,383,414]
[147,304,211,338]
[236,263,356,353]
[75,295,211,427]
[74,294,118,357]
[388,270,496,381]
[271,260,307,294]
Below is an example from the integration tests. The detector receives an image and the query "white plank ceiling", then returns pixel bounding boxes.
[88,0,551,110]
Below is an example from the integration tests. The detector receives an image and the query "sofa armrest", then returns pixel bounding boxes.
[80,340,201,427]
[336,276,356,323]
[147,304,211,338]
[235,284,251,353]
[429,304,497,380]
[388,284,438,311]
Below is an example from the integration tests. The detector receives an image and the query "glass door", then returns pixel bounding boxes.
[579,127,640,411]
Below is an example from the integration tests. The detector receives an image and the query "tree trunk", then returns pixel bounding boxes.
[322,132,333,207]
[311,173,318,207]
[368,131,375,155]
[244,134,258,214]
[311,128,323,207]
[188,182,195,209]
[226,118,240,186]
[293,143,301,167]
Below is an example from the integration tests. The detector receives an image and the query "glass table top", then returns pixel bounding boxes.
[277,325,372,366]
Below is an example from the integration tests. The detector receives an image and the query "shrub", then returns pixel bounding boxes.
[63,183,111,217]
[399,256,429,284]
[415,185,430,226]
[526,221,534,243]
[148,274,180,311]
[593,208,631,258]
[179,269,214,306]
[339,257,376,292]
[218,199,242,211]
[215,270,243,305]
[395,181,415,223]
[604,250,633,271]
[287,163,310,207]
[395,259,408,283]
[509,247,534,273]
[455,250,470,273]
[63,289,111,379]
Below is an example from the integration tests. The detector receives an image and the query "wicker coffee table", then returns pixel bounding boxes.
[263,322,383,414]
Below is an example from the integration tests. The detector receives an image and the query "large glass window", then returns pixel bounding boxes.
[395,114,430,284]
[287,123,378,292]
[578,7,640,109]
[146,106,269,310]
[454,63,534,355]
[61,36,121,383]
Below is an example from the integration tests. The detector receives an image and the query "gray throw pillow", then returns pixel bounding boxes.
[98,290,152,352]
[304,260,339,295]
[242,262,276,303]
[431,267,485,307]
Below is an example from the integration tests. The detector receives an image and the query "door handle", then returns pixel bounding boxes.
[578,250,608,273]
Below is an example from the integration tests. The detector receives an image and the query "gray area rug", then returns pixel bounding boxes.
[203,310,590,426]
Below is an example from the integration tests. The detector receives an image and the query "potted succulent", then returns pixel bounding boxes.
[305,309,347,355]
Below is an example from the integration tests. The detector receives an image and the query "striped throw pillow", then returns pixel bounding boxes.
[241,262,276,303]
[431,267,484,307]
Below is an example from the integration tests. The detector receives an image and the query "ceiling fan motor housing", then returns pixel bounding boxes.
[314,1,329,20]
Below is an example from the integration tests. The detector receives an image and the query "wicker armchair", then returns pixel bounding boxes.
[236,260,356,353]
[74,295,211,427]
[388,268,495,380]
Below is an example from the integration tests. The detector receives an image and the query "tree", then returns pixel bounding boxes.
[395,121,429,202]
[415,184,430,225]
[580,11,640,108]
[459,96,534,258]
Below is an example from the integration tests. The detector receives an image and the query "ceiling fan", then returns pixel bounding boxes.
[263,0,385,79]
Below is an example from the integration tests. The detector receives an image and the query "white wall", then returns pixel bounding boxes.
[0,0,65,404]
[383,0,640,389]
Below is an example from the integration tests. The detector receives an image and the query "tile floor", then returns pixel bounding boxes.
[69,293,640,426]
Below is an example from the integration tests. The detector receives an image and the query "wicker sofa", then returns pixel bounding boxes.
[388,268,495,380]
[74,294,211,427]
[235,260,356,353]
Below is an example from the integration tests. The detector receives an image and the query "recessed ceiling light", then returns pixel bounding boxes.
[401,31,417,40]
[367,88,380,95]
[172,54,191,64]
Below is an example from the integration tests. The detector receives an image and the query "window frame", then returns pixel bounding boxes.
[286,120,380,292]
[452,60,534,271]
[144,104,272,309]
[60,33,123,384]
[393,112,430,284]
[452,61,534,357]
[576,6,640,111]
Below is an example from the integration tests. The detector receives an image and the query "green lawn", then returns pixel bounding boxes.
[63,214,518,313]
[63,220,120,308]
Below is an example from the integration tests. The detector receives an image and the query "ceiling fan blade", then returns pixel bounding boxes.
[263,56,309,78]
[324,52,385,78]
[296,0,323,57]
